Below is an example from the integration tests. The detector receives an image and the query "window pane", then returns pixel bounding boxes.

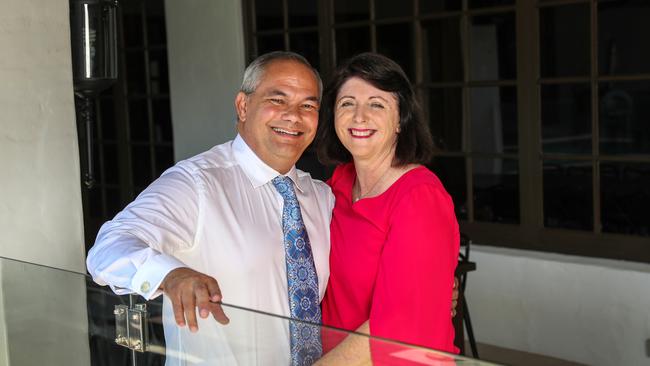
[103,143,119,185]
[125,51,146,94]
[255,0,283,31]
[99,98,116,141]
[421,17,463,83]
[423,88,463,152]
[429,157,468,220]
[540,4,590,78]
[149,49,169,94]
[601,162,650,236]
[146,0,167,45]
[419,1,461,13]
[376,23,414,80]
[88,185,103,218]
[106,188,123,218]
[470,86,518,154]
[123,12,143,48]
[290,32,320,70]
[599,0,650,76]
[155,146,174,178]
[128,99,150,142]
[599,81,650,155]
[473,158,519,224]
[152,99,173,143]
[334,0,369,23]
[543,160,593,231]
[541,83,592,154]
[469,0,515,8]
[469,12,516,81]
[288,0,317,27]
[257,34,286,55]
[335,27,371,64]
[131,145,152,187]
[375,0,413,19]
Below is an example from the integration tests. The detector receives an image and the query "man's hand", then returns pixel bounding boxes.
[160,267,230,332]
[451,277,459,317]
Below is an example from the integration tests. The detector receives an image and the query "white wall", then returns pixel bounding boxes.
[165,0,246,161]
[0,0,89,365]
[467,245,650,366]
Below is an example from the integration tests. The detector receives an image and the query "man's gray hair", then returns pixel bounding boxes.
[239,51,323,99]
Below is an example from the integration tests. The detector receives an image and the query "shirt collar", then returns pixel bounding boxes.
[232,134,304,193]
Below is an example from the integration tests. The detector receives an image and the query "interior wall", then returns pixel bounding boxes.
[466,245,650,366]
[165,0,246,161]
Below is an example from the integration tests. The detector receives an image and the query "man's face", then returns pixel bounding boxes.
[235,60,320,174]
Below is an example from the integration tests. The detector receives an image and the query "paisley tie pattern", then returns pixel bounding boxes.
[272,176,322,366]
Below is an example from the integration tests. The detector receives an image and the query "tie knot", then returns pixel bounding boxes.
[272,176,296,201]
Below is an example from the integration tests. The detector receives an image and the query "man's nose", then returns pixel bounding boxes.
[281,105,301,123]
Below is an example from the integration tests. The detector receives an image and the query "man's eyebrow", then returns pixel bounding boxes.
[305,96,320,103]
[265,89,287,97]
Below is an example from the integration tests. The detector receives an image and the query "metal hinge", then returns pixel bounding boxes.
[114,303,149,352]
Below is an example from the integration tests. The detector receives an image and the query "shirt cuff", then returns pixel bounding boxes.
[130,253,187,300]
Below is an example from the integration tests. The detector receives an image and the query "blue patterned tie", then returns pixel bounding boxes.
[272,176,322,366]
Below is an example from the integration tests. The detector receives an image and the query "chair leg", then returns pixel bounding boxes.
[463,297,479,359]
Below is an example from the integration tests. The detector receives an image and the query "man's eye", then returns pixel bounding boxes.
[302,104,317,111]
[269,98,284,104]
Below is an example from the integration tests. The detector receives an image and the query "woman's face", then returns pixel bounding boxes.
[334,77,400,163]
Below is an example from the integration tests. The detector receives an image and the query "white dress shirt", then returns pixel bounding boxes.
[87,135,334,365]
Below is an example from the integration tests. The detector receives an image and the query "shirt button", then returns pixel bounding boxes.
[140,281,151,293]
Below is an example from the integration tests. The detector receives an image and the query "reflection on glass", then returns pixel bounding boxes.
[473,158,519,224]
[599,81,650,155]
[288,0,317,27]
[255,0,284,31]
[290,32,320,70]
[543,160,593,231]
[376,23,415,80]
[469,12,516,81]
[421,17,463,83]
[335,27,371,64]
[128,99,149,142]
[429,157,468,220]
[256,34,285,56]
[334,0,369,23]
[419,0,461,13]
[599,0,650,76]
[424,88,463,151]
[375,0,413,19]
[601,162,650,236]
[540,4,590,78]
[469,0,515,8]
[470,87,518,154]
[541,83,592,154]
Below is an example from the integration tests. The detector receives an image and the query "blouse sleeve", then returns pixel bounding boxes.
[369,183,460,354]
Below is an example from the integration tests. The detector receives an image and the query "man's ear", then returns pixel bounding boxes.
[235,92,248,123]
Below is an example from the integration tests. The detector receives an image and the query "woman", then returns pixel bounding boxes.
[317,53,460,359]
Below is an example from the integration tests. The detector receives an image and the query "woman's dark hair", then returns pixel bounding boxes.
[316,52,434,166]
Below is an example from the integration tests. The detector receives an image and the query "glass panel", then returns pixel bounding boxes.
[419,0,461,13]
[122,12,143,47]
[257,34,286,55]
[541,83,592,154]
[335,27,371,65]
[424,88,463,151]
[290,31,320,70]
[334,0,369,23]
[543,160,593,231]
[376,23,415,80]
[255,0,284,31]
[146,0,167,45]
[128,99,150,142]
[155,146,174,177]
[153,99,173,144]
[125,51,146,94]
[469,0,515,8]
[470,86,518,154]
[473,158,519,224]
[132,145,152,187]
[599,0,650,76]
[103,143,119,185]
[601,162,650,236]
[540,4,590,78]
[149,49,170,94]
[106,187,123,218]
[599,81,650,155]
[375,0,413,19]
[99,97,116,140]
[469,12,516,81]
[429,157,468,220]
[88,183,103,218]
[288,0,317,27]
[421,17,463,83]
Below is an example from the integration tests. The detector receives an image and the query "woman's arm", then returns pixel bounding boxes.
[316,321,371,365]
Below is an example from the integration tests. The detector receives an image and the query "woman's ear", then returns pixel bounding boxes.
[235,92,248,123]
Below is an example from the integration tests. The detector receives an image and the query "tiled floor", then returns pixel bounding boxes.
[465,342,588,366]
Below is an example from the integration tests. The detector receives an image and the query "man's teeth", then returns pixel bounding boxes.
[351,129,373,137]
[272,127,300,136]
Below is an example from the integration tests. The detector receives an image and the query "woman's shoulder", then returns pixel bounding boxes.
[391,165,454,207]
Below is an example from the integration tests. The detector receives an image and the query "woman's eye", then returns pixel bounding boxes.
[339,101,353,108]
[370,102,385,109]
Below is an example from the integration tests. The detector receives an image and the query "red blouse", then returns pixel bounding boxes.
[321,163,460,354]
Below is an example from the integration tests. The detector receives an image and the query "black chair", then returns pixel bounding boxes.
[458,233,479,358]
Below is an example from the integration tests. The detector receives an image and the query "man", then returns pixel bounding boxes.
[87,51,332,365]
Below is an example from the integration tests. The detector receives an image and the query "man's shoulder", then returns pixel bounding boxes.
[174,140,237,174]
